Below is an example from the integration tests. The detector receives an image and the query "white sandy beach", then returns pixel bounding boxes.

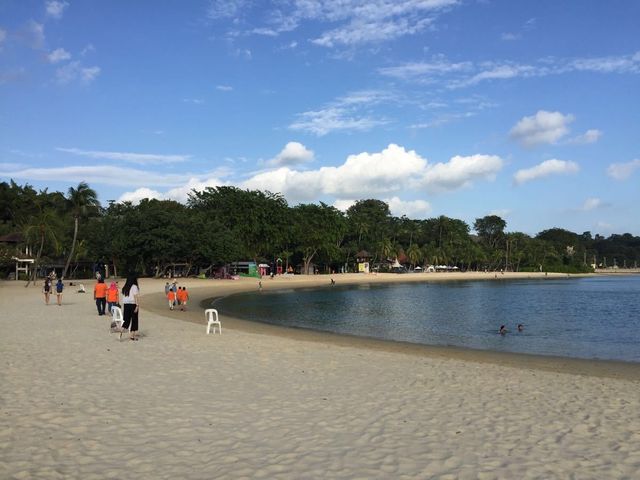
[1,273,639,479]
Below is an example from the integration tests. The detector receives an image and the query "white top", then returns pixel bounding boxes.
[122,284,139,304]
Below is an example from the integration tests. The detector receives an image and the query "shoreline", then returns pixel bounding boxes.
[142,272,640,381]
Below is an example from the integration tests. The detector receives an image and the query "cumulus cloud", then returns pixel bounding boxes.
[513,159,580,185]
[606,159,640,180]
[47,48,71,63]
[57,147,190,164]
[242,144,503,202]
[46,1,69,19]
[422,154,503,191]
[117,177,225,204]
[118,187,164,204]
[333,196,431,217]
[509,110,574,147]
[267,142,314,167]
[385,196,432,218]
[55,61,101,84]
[568,129,602,145]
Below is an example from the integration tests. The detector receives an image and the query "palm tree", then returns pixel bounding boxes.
[407,243,422,269]
[62,182,100,279]
[22,208,61,287]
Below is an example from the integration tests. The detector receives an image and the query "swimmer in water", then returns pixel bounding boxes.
[517,324,524,332]
[499,325,507,335]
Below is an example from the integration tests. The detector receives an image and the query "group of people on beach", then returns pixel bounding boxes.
[98,276,140,341]
[93,279,122,315]
[42,272,64,306]
[165,280,189,311]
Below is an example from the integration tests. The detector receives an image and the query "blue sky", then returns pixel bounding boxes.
[1,0,639,235]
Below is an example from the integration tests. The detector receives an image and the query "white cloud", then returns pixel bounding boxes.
[509,110,574,147]
[165,178,223,202]
[207,0,247,19]
[23,20,45,49]
[513,159,580,185]
[182,98,204,104]
[378,51,640,88]
[569,129,602,145]
[80,43,95,56]
[489,209,511,218]
[55,61,101,84]
[0,165,190,187]
[47,48,71,63]
[267,142,314,167]
[333,199,356,212]
[501,33,520,41]
[410,111,475,129]
[290,106,388,136]
[210,0,459,48]
[216,85,233,91]
[378,58,472,80]
[569,52,640,74]
[242,144,503,202]
[333,196,431,217]
[385,196,432,218]
[421,154,503,191]
[606,159,640,180]
[46,1,69,19]
[581,197,603,211]
[118,187,164,204]
[57,147,190,164]
[117,177,225,204]
[289,89,394,136]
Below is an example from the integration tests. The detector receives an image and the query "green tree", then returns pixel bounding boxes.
[291,203,346,274]
[22,208,61,286]
[62,182,100,278]
[407,243,422,268]
[473,215,506,251]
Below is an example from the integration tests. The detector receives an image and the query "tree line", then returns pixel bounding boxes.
[1,180,639,279]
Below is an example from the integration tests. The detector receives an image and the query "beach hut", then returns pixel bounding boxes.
[356,250,372,274]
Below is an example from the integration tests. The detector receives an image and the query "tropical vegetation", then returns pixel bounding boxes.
[1,180,639,280]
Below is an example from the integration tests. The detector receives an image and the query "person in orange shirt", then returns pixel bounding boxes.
[94,278,108,315]
[177,287,189,311]
[167,289,176,310]
[106,281,119,314]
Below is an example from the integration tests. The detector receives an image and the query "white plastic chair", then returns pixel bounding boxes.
[205,308,222,334]
[111,306,124,332]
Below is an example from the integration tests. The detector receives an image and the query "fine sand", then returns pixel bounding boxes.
[1,273,639,479]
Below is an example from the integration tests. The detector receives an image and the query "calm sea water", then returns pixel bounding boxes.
[215,276,640,362]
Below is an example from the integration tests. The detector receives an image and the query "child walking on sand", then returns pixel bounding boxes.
[177,287,189,311]
[55,278,64,306]
[43,278,52,305]
[106,282,119,314]
[167,288,176,310]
